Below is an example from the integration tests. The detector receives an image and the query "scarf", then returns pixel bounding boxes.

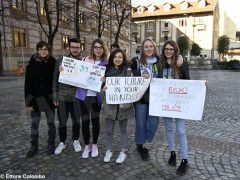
[105,66,128,77]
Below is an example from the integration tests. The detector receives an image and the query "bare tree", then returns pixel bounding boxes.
[48,0,84,40]
[60,0,82,39]
[112,0,131,44]
[34,0,60,53]
[88,0,111,38]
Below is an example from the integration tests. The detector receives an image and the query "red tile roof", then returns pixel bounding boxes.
[132,0,217,19]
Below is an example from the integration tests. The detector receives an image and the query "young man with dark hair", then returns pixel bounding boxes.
[53,38,82,154]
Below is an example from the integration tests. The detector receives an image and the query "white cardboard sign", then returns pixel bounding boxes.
[149,78,206,120]
[106,77,151,104]
[59,56,106,92]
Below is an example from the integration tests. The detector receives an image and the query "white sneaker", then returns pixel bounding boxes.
[54,142,66,155]
[82,146,91,158]
[73,140,81,152]
[91,145,99,157]
[116,151,127,164]
[104,150,113,163]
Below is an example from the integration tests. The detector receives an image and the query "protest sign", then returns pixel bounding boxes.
[149,78,206,120]
[59,56,106,92]
[106,77,151,104]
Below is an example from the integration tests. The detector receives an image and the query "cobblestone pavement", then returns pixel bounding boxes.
[0,70,240,180]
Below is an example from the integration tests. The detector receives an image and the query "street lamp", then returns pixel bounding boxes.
[80,37,85,54]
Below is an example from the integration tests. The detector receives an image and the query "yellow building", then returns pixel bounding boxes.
[131,0,221,59]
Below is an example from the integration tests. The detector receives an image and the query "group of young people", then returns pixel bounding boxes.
[24,37,190,175]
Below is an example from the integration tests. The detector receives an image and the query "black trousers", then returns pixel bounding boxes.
[57,101,81,143]
[79,96,101,145]
[30,109,55,148]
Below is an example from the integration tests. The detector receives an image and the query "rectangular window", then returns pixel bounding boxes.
[179,19,185,27]
[146,21,154,30]
[197,29,204,41]
[63,35,69,49]
[14,27,27,47]
[164,35,168,41]
[40,31,48,42]
[91,17,97,28]
[39,0,46,15]
[137,24,141,38]
[61,6,71,21]
[12,0,26,10]
[164,23,168,28]
[163,32,169,41]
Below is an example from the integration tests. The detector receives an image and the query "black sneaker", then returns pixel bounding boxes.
[168,151,176,166]
[26,147,38,158]
[176,159,189,175]
[141,148,149,161]
[47,148,55,155]
[136,144,143,154]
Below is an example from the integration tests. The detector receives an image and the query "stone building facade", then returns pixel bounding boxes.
[0,0,131,71]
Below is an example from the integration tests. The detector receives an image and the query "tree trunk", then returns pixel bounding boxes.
[75,0,80,39]
[48,36,54,54]
[98,14,102,38]
[114,21,122,44]
[0,31,3,76]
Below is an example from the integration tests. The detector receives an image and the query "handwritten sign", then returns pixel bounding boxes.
[106,77,151,104]
[149,78,206,120]
[59,56,106,92]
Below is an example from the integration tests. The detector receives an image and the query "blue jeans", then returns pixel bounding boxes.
[163,117,188,159]
[134,104,159,144]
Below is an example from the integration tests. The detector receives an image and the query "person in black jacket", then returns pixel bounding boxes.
[24,41,56,157]
[158,40,190,175]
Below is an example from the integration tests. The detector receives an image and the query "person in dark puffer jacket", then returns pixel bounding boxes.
[25,41,56,157]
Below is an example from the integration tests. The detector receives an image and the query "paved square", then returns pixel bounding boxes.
[0,70,240,180]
